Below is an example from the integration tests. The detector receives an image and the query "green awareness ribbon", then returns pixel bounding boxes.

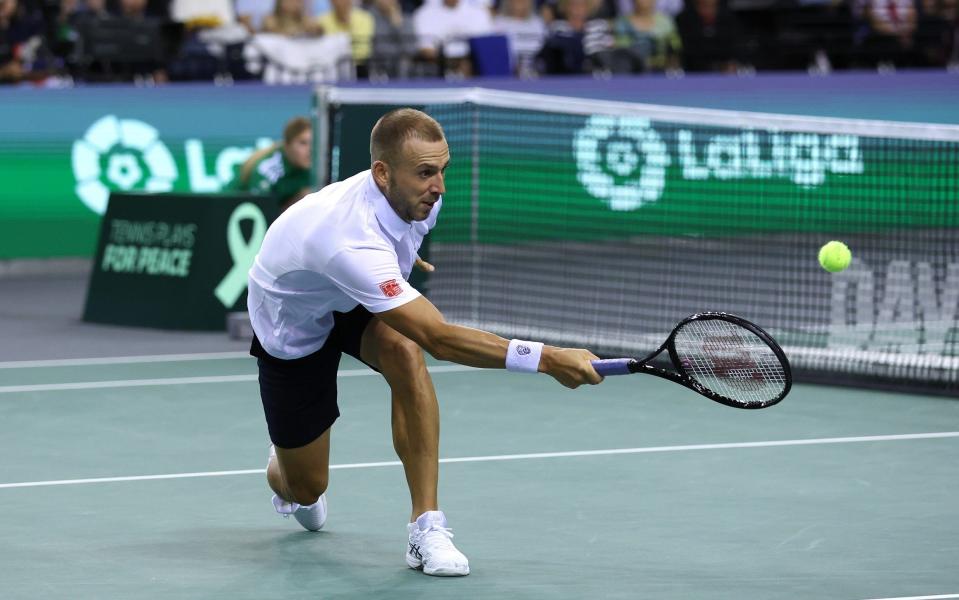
[215,202,267,308]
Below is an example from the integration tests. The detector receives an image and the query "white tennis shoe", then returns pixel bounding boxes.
[272,493,327,531]
[406,511,470,576]
[268,445,327,532]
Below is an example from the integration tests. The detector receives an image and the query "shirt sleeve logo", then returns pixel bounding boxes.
[378,279,403,298]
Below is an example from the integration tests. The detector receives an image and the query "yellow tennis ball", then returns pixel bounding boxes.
[818,241,852,273]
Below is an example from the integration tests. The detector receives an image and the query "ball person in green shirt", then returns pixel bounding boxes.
[232,116,313,212]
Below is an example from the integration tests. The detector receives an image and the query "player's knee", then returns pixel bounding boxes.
[379,335,425,372]
[286,474,328,506]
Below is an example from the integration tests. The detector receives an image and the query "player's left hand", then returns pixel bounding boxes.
[414,257,435,273]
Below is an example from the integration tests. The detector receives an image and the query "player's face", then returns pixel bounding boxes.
[284,129,312,170]
[384,137,450,223]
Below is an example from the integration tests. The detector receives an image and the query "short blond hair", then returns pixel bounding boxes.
[370,108,445,166]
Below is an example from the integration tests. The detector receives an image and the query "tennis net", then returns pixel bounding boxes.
[318,86,959,393]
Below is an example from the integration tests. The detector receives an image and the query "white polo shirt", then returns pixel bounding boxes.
[412,1,493,59]
[247,170,440,360]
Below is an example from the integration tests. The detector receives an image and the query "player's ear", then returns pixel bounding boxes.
[372,160,390,188]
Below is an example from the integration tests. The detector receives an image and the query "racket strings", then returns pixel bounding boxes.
[673,319,787,406]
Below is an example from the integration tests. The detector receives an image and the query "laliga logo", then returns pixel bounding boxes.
[72,115,178,215]
[574,115,864,211]
[574,116,669,212]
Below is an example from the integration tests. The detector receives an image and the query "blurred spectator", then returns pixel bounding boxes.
[365,0,417,79]
[231,116,313,213]
[0,0,43,83]
[394,0,420,14]
[612,0,681,71]
[655,0,683,16]
[537,0,614,74]
[171,0,235,26]
[119,0,150,19]
[61,0,173,83]
[318,0,374,76]
[419,0,494,9]
[675,0,742,72]
[772,0,853,72]
[59,0,109,25]
[262,0,323,35]
[237,0,274,32]
[52,0,91,51]
[118,0,169,83]
[610,0,685,18]
[53,0,104,74]
[914,0,955,65]
[236,0,327,32]
[541,0,617,22]
[311,0,331,18]
[493,0,547,75]
[412,0,493,76]
[858,0,917,66]
[168,0,250,82]
[0,0,23,82]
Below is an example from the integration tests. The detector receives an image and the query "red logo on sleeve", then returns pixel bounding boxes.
[378,279,403,298]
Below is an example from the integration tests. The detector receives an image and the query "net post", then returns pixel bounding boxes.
[313,85,332,188]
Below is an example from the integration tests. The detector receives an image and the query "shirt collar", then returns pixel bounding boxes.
[366,171,411,241]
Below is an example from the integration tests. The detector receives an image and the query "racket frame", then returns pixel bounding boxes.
[610,312,792,410]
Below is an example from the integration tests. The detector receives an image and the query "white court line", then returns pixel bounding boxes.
[1,431,956,490]
[0,365,479,394]
[861,595,959,600]
[0,352,252,369]
[0,374,258,393]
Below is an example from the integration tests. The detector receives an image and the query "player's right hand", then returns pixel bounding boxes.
[540,347,604,389]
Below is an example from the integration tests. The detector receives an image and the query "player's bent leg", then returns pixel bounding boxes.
[268,428,331,531]
[360,319,469,576]
[361,319,439,519]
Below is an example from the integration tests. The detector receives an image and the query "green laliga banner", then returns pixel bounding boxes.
[329,103,957,243]
[459,107,958,242]
[0,84,309,259]
[83,193,276,330]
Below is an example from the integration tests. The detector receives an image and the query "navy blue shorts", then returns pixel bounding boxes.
[251,305,376,449]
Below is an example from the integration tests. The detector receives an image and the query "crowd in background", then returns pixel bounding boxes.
[1,0,957,84]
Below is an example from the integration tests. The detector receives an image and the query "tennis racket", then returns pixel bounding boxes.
[591,312,791,409]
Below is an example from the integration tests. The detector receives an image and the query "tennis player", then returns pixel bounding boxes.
[247,108,603,577]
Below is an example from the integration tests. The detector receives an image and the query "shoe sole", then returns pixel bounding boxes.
[406,554,469,576]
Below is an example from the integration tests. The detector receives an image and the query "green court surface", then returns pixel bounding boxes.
[1,355,958,600]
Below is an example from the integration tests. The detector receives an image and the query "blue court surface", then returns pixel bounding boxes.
[1,275,957,600]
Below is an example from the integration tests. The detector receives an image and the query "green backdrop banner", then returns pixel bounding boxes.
[0,83,309,259]
[327,102,957,243]
[83,193,277,330]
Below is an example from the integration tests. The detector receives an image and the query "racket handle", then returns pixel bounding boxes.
[591,359,634,376]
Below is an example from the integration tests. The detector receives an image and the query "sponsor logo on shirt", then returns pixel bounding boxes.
[379,279,403,298]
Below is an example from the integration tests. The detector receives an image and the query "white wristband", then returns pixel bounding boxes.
[506,339,544,373]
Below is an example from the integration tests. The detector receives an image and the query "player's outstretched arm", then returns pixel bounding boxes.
[376,297,603,389]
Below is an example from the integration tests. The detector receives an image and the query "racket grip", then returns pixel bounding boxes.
[591,359,634,376]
